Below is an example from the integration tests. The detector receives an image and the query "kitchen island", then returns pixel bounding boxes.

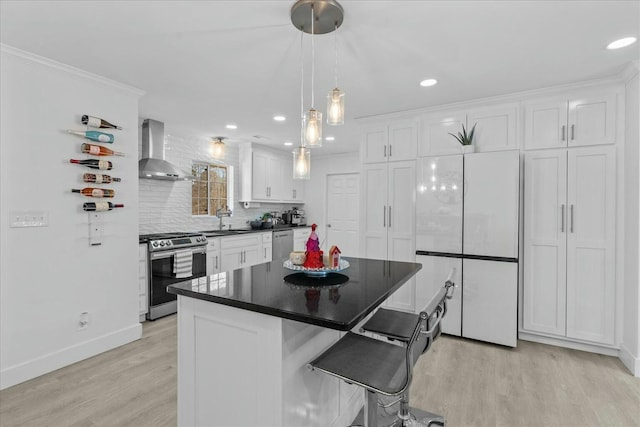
[167,257,421,427]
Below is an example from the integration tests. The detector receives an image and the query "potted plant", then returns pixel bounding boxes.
[449,122,477,154]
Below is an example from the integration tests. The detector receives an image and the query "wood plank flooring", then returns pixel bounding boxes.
[1,315,638,427]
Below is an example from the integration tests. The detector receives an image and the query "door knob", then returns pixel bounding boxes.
[327,224,332,228]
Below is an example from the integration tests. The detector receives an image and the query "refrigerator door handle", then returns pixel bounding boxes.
[561,204,565,232]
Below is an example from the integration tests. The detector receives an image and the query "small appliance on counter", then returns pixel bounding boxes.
[291,207,306,226]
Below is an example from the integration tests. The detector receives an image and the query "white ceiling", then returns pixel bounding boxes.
[1,1,638,155]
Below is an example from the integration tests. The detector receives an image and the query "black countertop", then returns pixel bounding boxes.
[167,257,421,331]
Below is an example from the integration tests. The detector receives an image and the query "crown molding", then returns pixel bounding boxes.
[1,44,146,97]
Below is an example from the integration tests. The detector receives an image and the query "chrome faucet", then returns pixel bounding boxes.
[216,206,232,230]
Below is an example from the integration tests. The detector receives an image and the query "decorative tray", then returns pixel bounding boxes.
[283,259,350,277]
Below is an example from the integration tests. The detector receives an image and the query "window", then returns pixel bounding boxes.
[192,163,230,216]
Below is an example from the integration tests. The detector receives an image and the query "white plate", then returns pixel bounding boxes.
[283,259,350,277]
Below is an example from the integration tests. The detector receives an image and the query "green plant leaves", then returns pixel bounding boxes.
[448,122,477,146]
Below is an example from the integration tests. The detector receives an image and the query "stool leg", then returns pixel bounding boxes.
[364,390,378,427]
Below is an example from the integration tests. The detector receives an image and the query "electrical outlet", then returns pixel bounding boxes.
[78,312,90,330]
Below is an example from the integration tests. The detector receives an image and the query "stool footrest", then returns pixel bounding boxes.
[351,402,445,427]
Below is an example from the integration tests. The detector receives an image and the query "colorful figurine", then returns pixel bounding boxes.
[303,224,324,269]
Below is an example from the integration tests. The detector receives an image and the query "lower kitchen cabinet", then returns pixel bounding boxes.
[462,259,518,347]
[261,232,273,263]
[138,244,148,321]
[220,232,273,272]
[206,237,221,276]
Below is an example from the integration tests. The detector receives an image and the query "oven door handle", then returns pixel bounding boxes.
[150,247,206,260]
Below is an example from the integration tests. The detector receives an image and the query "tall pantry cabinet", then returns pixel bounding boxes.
[361,120,417,312]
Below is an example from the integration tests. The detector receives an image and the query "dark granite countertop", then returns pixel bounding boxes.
[167,257,421,331]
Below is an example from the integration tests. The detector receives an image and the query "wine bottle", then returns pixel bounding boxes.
[67,129,114,143]
[72,188,115,198]
[82,115,122,130]
[83,202,124,212]
[83,173,121,183]
[69,159,113,170]
[81,143,124,157]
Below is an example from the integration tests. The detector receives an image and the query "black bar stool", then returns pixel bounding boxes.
[308,274,455,427]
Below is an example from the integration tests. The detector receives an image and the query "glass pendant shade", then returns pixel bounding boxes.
[211,138,225,159]
[304,109,322,147]
[293,146,311,180]
[327,87,345,125]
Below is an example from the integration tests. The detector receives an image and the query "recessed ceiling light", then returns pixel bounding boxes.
[420,79,438,87]
[225,124,237,129]
[273,115,286,122]
[325,136,335,141]
[284,141,293,146]
[607,37,637,50]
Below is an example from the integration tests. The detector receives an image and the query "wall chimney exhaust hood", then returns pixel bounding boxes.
[139,118,196,181]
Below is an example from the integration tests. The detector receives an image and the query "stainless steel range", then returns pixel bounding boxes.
[143,232,208,320]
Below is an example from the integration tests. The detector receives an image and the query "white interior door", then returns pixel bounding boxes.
[326,173,360,257]
[523,150,567,336]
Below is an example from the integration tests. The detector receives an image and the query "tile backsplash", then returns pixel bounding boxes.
[139,132,301,234]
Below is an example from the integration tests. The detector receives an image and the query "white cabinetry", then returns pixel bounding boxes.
[293,227,311,252]
[418,103,518,156]
[206,237,221,276]
[523,91,616,150]
[261,232,273,263]
[361,119,418,164]
[362,160,416,312]
[220,234,262,272]
[523,146,616,345]
[138,244,148,321]
[239,143,303,203]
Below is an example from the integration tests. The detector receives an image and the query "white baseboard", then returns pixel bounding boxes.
[519,331,619,357]
[0,323,142,390]
[618,344,640,377]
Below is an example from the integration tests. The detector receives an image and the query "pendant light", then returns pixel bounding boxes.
[327,23,345,126]
[293,26,311,179]
[304,3,322,147]
[210,137,225,159]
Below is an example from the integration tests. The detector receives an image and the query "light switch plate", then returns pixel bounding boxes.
[10,211,49,228]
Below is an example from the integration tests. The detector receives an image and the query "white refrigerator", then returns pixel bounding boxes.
[415,150,520,347]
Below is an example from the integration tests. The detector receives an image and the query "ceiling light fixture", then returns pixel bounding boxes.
[273,115,286,122]
[606,37,637,50]
[420,79,438,87]
[210,137,226,159]
[291,0,344,148]
[327,22,345,126]
[225,124,237,129]
[325,136,335,141]
[293,28,310,179]
[284,141,293,146]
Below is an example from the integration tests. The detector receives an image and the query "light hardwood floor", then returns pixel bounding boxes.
[1,315,638,427]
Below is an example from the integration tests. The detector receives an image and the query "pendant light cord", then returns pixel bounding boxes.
[311,4,315,107]
[300,30,305,147]
[334,22,338,87]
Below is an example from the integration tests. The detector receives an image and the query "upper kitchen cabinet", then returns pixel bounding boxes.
[239,143,304,203]
[360,119,418,164]
[418,103,518,156]
[523,90,617,150]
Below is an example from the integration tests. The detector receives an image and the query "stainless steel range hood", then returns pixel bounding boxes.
[139,119,196,181]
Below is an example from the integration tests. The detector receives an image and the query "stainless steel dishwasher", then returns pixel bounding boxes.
[272,229,293,261]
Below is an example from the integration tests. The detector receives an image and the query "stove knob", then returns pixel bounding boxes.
[160,241,165,247]
[152,242,158,247]
[166,241,172,246]
[202,236,207,242]
[197,237,203,242]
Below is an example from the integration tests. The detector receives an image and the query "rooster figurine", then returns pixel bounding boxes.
[303,224,324,269]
